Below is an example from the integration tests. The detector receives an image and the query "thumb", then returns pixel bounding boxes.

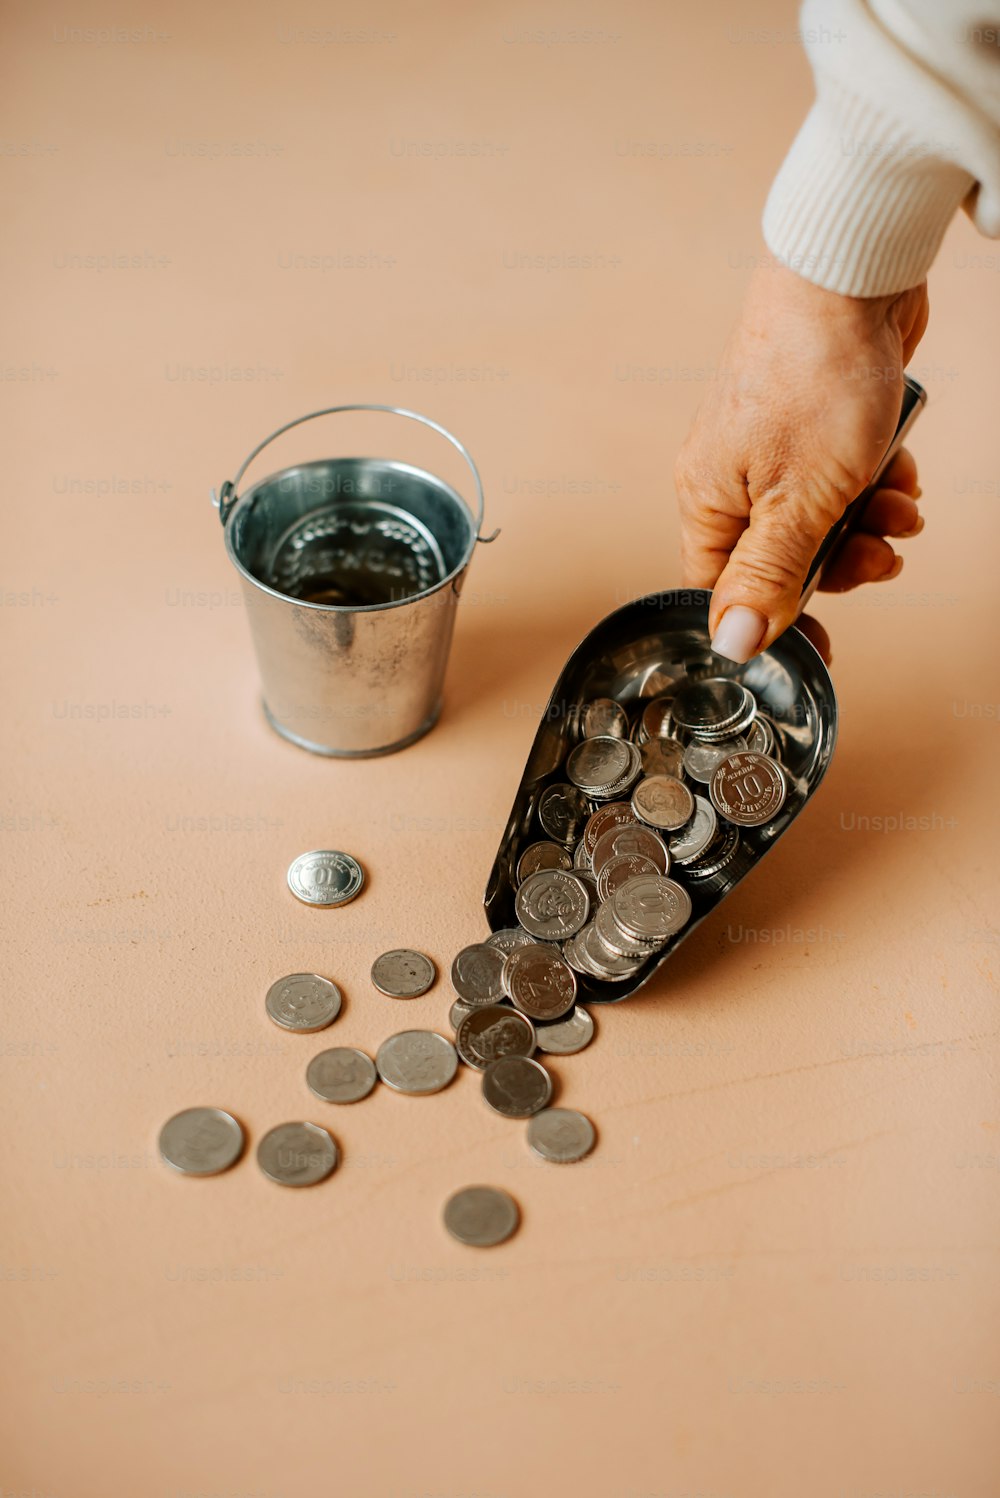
[707,490,839,662]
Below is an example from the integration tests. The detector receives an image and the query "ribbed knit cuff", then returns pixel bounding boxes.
[763,77,975,296]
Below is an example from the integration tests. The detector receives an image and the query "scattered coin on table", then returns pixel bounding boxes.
[265,973,343,1033]
[376,1030,458,1095]
[527,1107,596,1164]
[158,1107,244,1176]
[443,1185,520,1247]
[503,944,577,1021]
[306,1047,378,1104]
[482,1055,553,1118]
[534,1005,595,1055]
[455,1006,536,1070]
[256,1121,338,1186]
[286,849,365,907]
[370,948,436,998]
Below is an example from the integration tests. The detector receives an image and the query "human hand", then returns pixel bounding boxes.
[675,262,929,665]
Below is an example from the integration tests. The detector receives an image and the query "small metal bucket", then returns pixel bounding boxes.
[213,404,496,756]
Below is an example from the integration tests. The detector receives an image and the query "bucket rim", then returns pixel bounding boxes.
[222,454,479,614]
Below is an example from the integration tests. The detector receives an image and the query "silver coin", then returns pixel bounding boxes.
[449,996,478,1030]
[745,715,773,755]
[668,795,719,863]
[527,1107,596,1163]
[593,900,657,959]
[482,1055,553,1118]
[265,973,342,1033]
[306,1047,377,1103]
[579,698,630,740]
[501,940,561,977]
[578,917,646,976]
[683,736,747,784]
[584,922,647,979]
[560,931,592,976]
[256,1121,338,1186]
[582,801,636,857]
[485,927,538,955]
[515,869,590,941]
[451,943,506,1005]
[671,677,750,739]
[572,839,592,870]
[503,945,577,1021]
[709,751,788,826]
[686,823,742,880]
[443,1185,519,1247]
[566,736,631,794]
[286,849,364,907]
[631,775,695,832]
[158,1106,244,1176]
[598,740,643,799]
[516,840,573,882]
[573,869,600,908]
[592,823,669,876]
[375,1029,458,1094]
[371,948,436,999]
[596,852,658,902]
[640,696,675,741]
[538,784,592,845]
[641,737,686,778]
[455,1006,536,1070]
[613,873,693,941]
[534,1005,595,1055]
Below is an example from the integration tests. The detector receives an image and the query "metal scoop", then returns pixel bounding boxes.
[483,376,926,1001]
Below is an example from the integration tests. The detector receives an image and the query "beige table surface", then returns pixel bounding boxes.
[3,1,999,1494]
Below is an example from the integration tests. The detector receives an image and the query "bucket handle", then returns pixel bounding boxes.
[211,402,499,543]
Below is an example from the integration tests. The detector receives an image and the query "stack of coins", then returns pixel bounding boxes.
[488,674,790,994]
[443,909,600,1189]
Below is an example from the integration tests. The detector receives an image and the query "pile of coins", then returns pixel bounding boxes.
[159,841,597,1245]
[478,676,791,995]
[159,673,790,1245]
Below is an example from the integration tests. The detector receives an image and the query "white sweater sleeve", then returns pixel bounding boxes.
[762,0,1000,295]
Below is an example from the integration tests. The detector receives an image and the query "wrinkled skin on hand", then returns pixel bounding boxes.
[675,262,929,664]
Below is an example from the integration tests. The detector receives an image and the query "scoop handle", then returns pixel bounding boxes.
[211,402,496,543]
[798,373,927,613]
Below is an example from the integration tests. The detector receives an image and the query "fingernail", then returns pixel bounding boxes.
[897,515,924,538]
[711,606,767,663]
[879,555,904,581]
[912,484,922,499]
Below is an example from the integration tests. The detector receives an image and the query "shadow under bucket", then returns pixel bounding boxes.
[213,404,496,757]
